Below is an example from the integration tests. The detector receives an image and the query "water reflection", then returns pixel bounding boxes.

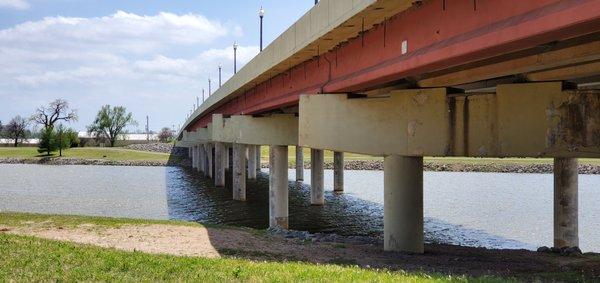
[1,164,599,251]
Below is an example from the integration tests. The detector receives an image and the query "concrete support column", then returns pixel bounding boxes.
[233,143,247,201]
[188,147,192,158]
[203,145,209,175]
[554,157,579,248]
[196,145,202,170]
[214,142,226,187]
[384,155,424,253]
[223,144,230,171]
[333,151,344,192]
[256,145,261,173]
[247,145,257,180]
[207,143,213,178]
[199,144,205,174]
[310,149,324,205]
[296,146,304,181]
[269,145,289,229]
[191,146,197,169]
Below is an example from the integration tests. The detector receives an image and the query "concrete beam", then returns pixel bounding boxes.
[299,83,600,158]
[212,114,298,146]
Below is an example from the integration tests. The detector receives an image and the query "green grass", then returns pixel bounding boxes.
[0,147,169,162]
[0,234,486,282]
[0,212,501,282]
[258,146,600,165]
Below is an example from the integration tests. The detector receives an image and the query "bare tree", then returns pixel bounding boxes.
[6,116,29,147]
[31,99,78,130]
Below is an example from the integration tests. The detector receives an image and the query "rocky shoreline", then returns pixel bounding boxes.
[259,160,600,175]
[0,157,184,167]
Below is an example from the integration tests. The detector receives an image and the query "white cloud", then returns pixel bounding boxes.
[0,11,258,130]
[0,11,232,53]
[0,0,30,10]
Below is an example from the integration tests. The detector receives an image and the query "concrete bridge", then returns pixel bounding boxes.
[177,0,600,253]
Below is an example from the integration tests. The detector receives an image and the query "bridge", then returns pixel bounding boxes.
[177,0,600,253]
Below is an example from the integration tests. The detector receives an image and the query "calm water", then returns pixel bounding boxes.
[0,164,599,251]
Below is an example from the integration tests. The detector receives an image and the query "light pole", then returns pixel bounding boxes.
[218,64,222,87]
[202,89,205,102]
[208,77,212,96]
[259,6,265,52]
[233,42,238,74]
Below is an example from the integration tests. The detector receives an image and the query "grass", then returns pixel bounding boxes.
[0,147,170,162]
[258,146,600,166]
[0,212,502,282]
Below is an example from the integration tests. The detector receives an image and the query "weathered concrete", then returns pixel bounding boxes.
[191,146,197,169]
[310,149,324,205]
[384,155,424,253]
[212,114,298,146]
[296,146,304,181]
[199,144,206,174]
[248,145,257,180]
[299,84,600,158]
[224,144,230,171]
[233,143,247,201]
[255,145,261,173]
[207,143,214,178]
[269,145,289,229]
[203,144,209,176]
[333,151,344,192]
[214,142,226,187]
[554,157,579,248]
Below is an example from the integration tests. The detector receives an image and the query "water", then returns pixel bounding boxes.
[0,164,599,251]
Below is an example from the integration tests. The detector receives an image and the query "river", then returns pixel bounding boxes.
[0,164,598,251]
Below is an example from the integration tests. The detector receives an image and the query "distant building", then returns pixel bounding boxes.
[0,138,39,147]
[77,132,159,147]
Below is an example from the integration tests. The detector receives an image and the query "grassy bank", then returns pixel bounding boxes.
[0,212,494,282]
[0,147,169,162]
[258,146,600,166]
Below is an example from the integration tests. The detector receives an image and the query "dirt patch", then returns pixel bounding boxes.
[3,223,599,279]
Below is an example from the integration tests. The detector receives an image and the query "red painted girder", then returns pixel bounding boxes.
[189,0,600,131]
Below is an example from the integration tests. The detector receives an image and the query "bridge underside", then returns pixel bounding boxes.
[178,0,600,254]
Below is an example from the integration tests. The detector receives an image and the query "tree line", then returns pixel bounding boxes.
[0,99,171,155]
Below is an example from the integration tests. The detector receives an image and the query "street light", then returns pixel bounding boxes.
[202,89,205,102]
[259,6,265,52]
[218,64,222,87]
[233,41,238,74]
[208,77,212,96]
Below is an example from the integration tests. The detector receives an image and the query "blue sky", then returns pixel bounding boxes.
[0,0,313,132]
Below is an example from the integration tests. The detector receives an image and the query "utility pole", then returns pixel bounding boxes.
[259,7,265,52]
[233,42,238,74]
[218,64,222,87]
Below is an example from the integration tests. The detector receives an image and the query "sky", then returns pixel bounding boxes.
[0,0,313,132]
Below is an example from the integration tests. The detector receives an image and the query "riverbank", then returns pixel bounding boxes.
[1,212,598,281]
[2,145,599,174]
[0,146,188,167]
[259,160,600,174]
